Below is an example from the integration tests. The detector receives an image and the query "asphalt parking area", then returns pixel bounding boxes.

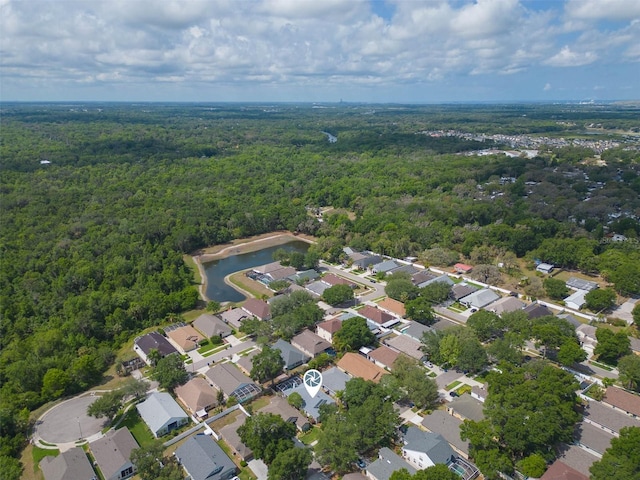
[37,394,106,444]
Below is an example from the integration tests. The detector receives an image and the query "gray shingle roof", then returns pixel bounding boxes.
[448,394,485,422]
[136,392,188,436]
[273,339,310,370]
[321,366,351,396]
[175,434,237,480]
[40,447,96,480]
[284,383,335,421]
[193,314,232,338]
[459,289,500,309]
[205,363,260,401]
[367,447,415,480]
[421,410,469,455]
[90,428,138,480]
[134,331,177,358]
[403,426,457,465]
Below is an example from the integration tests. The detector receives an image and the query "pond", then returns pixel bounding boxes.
[203,240,310,302]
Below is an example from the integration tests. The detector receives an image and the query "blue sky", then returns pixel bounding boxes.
[1,0,638,102]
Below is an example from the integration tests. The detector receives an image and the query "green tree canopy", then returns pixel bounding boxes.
[618,354,640,391]
[594,328,631,365]
[321,284,355,306]
[238,413,296,465]
[585,288,617,312]
[333,316,375,352]
[152,354,188,391]
[250,346,285,384]
[590,426,640,480]
[267,447,313,480]
[130,440,184,480]
[543,277,569,300]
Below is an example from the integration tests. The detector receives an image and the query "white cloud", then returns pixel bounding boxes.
[565,0,640,22]
[545,46,598,67]
[544,83,552,91]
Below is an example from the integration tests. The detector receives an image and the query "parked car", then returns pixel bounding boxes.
[450,391,459,398]
[357,459,366,469]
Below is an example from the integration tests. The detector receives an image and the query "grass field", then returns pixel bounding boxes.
[446,380,462,391]
[119,408,155,447]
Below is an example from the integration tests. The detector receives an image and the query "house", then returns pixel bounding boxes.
[555,445,598,478]
[175,377,219,418]
[283,383,335,422]
[166,324,205,353]
[236,349,259,376]
[402,426,457,470]
[351,253,383,270]
[359,305,398,328]
[287,269,320,284]
[384,335,424,361]
[321,273,356,288]
[565,290,588,310]
[219,413,253,461]
[411,270,438,287]
[258,395,310,432]
[470,386,487,403]
[205,363,261,403]
[447,394,485,422]
[253,261,285,275]
[273,339,310,370]
[133,332,178,365]
[136,392,189,437]
[175,434,237,480]
[540,460,588,480]
[321,366,351,396]
[459,289,500,309]
[316,317,342,342]
[418,274,454,289]
[422,411,470,459]
[193,313,232,339]
[450,283,479,301]
[487,296,525,315]
[266,266,297,282]
[523,302,553,319]
[40,447,96,480]
[368,346,401,370]
[575,421,614,456]
[241,298,271,320]
[305,280,330,297]
[402,321,432,342]
[366,447,416,480]
[454,263,473,274]
[219,308,249,329]
[337,352,389,383]
[90,428,138,480]
[557,313,582,328]
[603,386,640,418]
[536,263,555,274]
[566,277,599,291]
[377,297,406,318]
[388,264,420,276]
[291,330,332,358]
[371,259,400,274]
[576,324,597,356]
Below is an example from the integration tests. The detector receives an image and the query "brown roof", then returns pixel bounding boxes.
[540,460,589,480]
[258,396,310,431]
[368,346,400,369]
[175,377,218,415]
[359,305,394,325]
[604,386,640,417]
[377,297,406,317]
[219,413,253,461]
[384,335,423,360]
[166,325,204,352]
[242,298,271,320]
[291,329,332,357]
[337,352,389,383]
[322,273,356,287]
[317,318,342,335]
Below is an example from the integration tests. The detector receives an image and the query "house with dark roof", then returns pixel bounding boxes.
[321,273,356,288]
[450,283,479,301]
[258,395,310,432]
[317,317,342,342]
[459,289,500,309]
[366,447,415,480]
[175,377,219,418]
[273,339,310,370]
[371,259,400,274]
[411,270,438,286]
[337,352,388,383]
[39,447,96,480]
[291,330,332,358]
[557,313,582,328]
[583,399,640,435]
[368,346,400,370]
[575,421,614,456]
[242,298,271,320]
[402,426,457,470]
[133,331,178,365]
[193,313,232,339]
[175,433,237,480]
[89,428,138,480]
[523,302,553,319]
[205,363,261,403]
[136,392,189,437]
[351,253,383,270]
[566,277,599,291]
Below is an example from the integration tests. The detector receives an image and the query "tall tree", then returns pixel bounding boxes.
[238,413,296,465]
[152,354,188,391]
[594,328,631,365]
[618,355,640,391]
[267,447,312,480]
[333,317,375,352]
[250,346,285,384]
[131,440,184,480]
[322,284,354,306]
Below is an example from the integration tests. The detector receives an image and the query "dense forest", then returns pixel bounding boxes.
[1,102,639,473]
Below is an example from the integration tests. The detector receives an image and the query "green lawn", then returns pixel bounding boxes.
[456,384,472,396]
[445,380,462,391]
[118,408,155,447]
[428,372,437,378]
[32,446,59,465]
[299,427,321,445]
[198,340,224,354]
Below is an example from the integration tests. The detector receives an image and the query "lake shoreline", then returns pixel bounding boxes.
[191,231,316,302]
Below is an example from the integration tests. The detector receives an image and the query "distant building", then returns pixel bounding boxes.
[536,263,554,274]
[454,263,473,274]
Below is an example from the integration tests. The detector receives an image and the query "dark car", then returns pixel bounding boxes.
[450,391,459,397]
[356,459,366,469]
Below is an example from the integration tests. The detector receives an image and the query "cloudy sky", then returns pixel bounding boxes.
[1,0,639,102]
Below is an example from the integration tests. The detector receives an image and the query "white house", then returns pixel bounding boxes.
[536,263,555,274]
[402,426,457,470]
[565,290,588,310]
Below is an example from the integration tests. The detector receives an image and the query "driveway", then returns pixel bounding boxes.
[189,339,257,373]
[318,262,386,303]
[36,393,106,444]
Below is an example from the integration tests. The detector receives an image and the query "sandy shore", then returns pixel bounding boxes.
[191,231,316,302]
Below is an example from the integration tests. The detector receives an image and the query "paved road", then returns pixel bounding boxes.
[189,339,257,372]
[318,261,386,302]
[36,394,105,444]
